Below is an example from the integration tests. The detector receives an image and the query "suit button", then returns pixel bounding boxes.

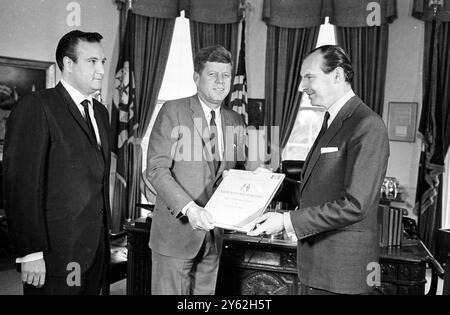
[99,209,104,214]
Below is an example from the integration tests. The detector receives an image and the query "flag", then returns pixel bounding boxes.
[230,19,248,125]
[110,11,137,232]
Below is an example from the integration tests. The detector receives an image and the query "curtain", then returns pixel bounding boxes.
[331,0,397,116]
[185,0,242,106]
[335,26,389,116]
[265,26,320,150]
[189,22,239,62]
[263,0,325,168]
[110,7,176,231]
[414,19,450,251]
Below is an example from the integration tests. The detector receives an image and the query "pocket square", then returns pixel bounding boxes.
[321,147,339,154]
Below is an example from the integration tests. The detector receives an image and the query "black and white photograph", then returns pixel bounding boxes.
[0,0,449,304]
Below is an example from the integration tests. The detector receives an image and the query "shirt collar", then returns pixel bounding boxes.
[198,96,221,121]
[61,79,93,106]
[326,89,355,127]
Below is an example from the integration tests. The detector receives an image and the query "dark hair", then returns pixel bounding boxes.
[309,45,354,84]
[193,45,233,74]
[55,30,103,71]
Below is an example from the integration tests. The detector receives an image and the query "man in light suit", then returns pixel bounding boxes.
[249,45,390,295]
[147,45,246,295]
[3,30,111,295]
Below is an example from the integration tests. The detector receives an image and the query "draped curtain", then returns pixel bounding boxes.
[185,0,242,107]
[413,0,450,251]
[111,1,177,231]
[265,26,320,150]
[263,0,324,168]
[331,0,397,116]
[185,0,242,62]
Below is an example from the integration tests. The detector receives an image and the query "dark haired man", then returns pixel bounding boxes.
[249,45,390,295]
[147,45,246,295]
[4,30,111,294]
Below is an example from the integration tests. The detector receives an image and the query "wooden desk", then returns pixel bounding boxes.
[123,218,152,295]
[124,218,431,295]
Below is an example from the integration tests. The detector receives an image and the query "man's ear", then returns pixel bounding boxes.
[334,67,345,83]
[193,71,200,85]
[63,56,73,73]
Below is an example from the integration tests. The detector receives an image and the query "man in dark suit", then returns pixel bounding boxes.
[3,30,111,295]
[249,45,390,295]
[147,45,246,295]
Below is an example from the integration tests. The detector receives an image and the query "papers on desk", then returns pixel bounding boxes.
[205,169,285,233]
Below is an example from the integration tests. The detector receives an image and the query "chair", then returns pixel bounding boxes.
[436,229,450,295]
[102,230,128,295]
[424,228,449,295]
[443,253,450,295]
[280,160,304,181]
[272,160,304,210]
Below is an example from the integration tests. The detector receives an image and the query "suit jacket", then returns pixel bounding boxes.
[147,95,246,259]
[289,96,389,294]
[3,82,111,277]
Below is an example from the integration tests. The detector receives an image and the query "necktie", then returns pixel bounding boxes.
[81,99,97,145]
[210,110,220,173]
[303,111,330,171]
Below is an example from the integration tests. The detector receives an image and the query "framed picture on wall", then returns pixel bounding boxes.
[0,56,56,148]
[387,102,418,142]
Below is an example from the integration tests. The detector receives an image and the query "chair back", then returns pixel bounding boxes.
[281,160,304,181]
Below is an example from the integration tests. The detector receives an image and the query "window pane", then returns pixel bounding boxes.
[158,12,196,101]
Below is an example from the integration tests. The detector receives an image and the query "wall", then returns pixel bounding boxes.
[383,0,424,218]
[0,0,120,106]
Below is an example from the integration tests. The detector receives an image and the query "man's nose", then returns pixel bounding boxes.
[215,74,224,84]
[96,62,105,75]
[298,79,306,92]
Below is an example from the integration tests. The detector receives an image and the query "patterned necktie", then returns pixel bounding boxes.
[210,110,220,173]
[81,99,98,145]
[303,111,330,171]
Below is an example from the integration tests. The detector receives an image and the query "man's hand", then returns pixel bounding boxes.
[247,212,284,236]
[252,165,272,174]
[21,258,46,288]
[186,203,215,231]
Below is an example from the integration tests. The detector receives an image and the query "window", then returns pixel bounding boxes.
[140,12,195,205]
[141,11,195,173]
[282,18,336,161]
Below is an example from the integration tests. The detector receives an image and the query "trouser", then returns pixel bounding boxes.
[151,231,219,295]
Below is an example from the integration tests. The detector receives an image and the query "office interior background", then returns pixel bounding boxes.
[0,0,449,295]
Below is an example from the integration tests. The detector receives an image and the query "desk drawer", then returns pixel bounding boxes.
[398,263,425,281]
[380,262,397,281]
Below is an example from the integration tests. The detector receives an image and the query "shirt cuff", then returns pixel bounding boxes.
[16,252,43,263]
[181,200,195,216]
[283,212,295,234]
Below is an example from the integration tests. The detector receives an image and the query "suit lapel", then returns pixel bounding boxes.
[301,96,361,193]
[55,83,104,178]
[56,83,98,146]
[190,95,215,175]
[93,100,109,162]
